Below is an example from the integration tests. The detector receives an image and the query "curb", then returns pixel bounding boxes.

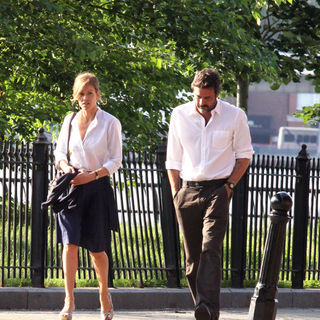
[0,288,319,310]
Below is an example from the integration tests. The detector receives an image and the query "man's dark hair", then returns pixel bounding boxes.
[191,68,222,95]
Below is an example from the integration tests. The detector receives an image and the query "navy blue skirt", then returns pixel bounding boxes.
[56,176,119,253]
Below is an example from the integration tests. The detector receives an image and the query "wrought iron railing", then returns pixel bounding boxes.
[0,132,319,288]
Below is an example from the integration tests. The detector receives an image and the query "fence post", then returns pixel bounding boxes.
[156,138,180,287]
[231,170,249,288]
[31,128,50,287]
[292,144,310,289]
[248,192,292,320]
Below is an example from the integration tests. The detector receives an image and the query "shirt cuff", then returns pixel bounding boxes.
[103,160,121,176]
[235,150,254,159]
[54,152,68,167]
[165,160,182,171]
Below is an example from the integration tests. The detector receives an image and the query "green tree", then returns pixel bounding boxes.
[111,0,294,110]
[0,0,296,146]
[287,1,320,124]
[0,0,186,147]
[177,0,320,112]
[233,0,320,111]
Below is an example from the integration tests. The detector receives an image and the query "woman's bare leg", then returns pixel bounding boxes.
[90,251,112,313]
[61,244,78,313]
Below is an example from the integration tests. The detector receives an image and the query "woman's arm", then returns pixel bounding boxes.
[55,113,75,171]
[70,167,109,186]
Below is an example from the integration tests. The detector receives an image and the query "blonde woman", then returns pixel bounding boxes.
[55,72,122,320]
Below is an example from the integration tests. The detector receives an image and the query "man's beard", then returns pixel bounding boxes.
[196,101,216,115]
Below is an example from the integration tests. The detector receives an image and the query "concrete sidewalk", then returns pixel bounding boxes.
[1,288,320,310]
[0,309,319,320]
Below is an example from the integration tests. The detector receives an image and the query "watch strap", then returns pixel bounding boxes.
[226,181,234,190]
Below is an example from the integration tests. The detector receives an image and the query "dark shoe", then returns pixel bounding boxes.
[195,303,211,320]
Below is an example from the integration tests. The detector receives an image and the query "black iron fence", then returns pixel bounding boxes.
[0,130,319,288]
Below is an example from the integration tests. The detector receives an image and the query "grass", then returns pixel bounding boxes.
[1,202,320,290]
[3,277,320,289]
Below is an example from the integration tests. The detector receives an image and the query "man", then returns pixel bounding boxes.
[166,68,253,320]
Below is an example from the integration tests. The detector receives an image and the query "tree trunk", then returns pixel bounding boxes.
[236,76,249,113]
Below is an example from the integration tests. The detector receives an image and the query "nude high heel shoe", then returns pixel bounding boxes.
[101,292,114,320]
[59,300,75,320]
[59,312,73,320]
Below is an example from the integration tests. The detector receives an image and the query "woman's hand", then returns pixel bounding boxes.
[70,169,94,186]
[60,160,76,174]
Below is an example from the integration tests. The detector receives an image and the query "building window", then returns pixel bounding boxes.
[297,93,320,110]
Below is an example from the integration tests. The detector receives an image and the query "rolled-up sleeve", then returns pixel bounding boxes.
[233,110,254,159]
[102,118,122,175]
[166,111,183,170]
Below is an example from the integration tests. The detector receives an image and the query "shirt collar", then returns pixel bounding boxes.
[73,106,101,126]
[96,106,102,117]
[214,99,222,115]
[91,106,101,126]
[188,98,222,117]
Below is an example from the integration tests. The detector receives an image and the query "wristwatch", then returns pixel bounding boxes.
[94,170,99,180]
[225,182,234,190]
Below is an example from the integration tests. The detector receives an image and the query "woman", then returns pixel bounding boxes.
[55,72,122,320]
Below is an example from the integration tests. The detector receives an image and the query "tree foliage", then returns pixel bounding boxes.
[295,104,320,125]
[261,0,320,90]
[268,0,320,124]
[1,0,188,146]
[1,0,306,147]
[200,0,320,111]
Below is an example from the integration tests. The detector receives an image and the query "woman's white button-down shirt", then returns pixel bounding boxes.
[55,107,122,175]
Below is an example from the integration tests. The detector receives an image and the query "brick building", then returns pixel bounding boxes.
[246,77,320,145]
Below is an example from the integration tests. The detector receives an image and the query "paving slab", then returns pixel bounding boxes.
[0,309,319,320]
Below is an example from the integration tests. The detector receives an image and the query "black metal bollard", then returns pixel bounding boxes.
[248,192,292,320]
[292,144,310,288]
[31,128,50,287]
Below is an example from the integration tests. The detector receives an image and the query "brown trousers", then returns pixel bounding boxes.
[173,180,230,319]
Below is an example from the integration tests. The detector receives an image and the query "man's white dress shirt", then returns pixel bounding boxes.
[166,99,253,181]
[55,107,122,175]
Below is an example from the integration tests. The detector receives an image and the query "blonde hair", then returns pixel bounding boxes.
[72,72,100,103]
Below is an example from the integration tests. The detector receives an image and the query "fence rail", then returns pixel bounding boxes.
[0,132,319,288]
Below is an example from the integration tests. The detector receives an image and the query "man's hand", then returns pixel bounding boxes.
[172,188,180,199]
[224,184,232,198]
